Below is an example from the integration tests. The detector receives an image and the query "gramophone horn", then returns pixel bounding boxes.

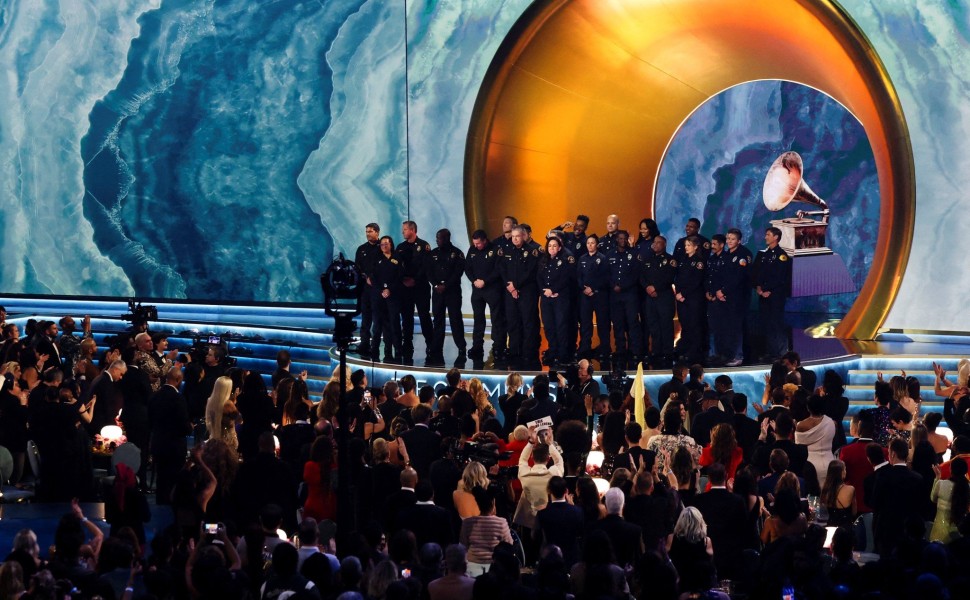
[762,151,829,212]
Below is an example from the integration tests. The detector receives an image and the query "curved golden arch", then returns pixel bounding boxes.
[464,0,914,340]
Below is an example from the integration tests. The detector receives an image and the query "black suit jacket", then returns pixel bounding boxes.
[231,453,299,531]
[732,413,760,462]
[690,408,732,448]
[148,385,191,451]
[395,503,455,548]
[399,425,441,477]
[383,489,417,532]
[689,488,747,579]
[587,514,643,568]
[871,464,923,556]
[84,371,122,433]
[796,367,817,392]
[537,501,586,566]
[752,438,809,477]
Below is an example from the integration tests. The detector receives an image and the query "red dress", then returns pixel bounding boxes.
[303,460,337,521]
[699,445,744,490]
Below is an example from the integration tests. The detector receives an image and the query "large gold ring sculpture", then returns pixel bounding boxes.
[464,0,914,341]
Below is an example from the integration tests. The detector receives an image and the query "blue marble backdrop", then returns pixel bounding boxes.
[0,0,965,330]
[655,81,879,314]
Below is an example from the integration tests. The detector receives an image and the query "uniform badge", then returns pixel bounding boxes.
[556,260,562,267]
[704,242,711,249]
[487,251,493,257]
[451,252,457,259]
[523,250,529,257]
[779,254,789,262]
[532,249,539,257]
[732,256,737,262]
[696,262,704,270]
[595,258,601,264]
[416,246,422,252]
[670,259,677,267]
[497,249,504,256]
[567,256,575,264]
[739,258,747,266]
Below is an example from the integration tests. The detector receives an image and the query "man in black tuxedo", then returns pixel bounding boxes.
[731,393,760,462]
[395,480,454,548]
[752,411,809,477]
[782,351,816,392]
[399,404,441,478]
[232,431,300,532]
[871,438,922,558]
[148,367,191,505]
[690,390,732,448]
[536,476,585,567]
[32,320,62,372]
[587,488,643,568]
[689,462,747,579]
[656,364,689,407]
[119,351,153,482]
[83,359,127,434]
[382,467,418,532]
[277,403,316,475]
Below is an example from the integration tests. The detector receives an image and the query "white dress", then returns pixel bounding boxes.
[795,415,836,489]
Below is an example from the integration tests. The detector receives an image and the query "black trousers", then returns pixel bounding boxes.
[505,288,539,363]
[540,295,571,363]
[372,295,402,359]
[399,282,433,358]
[471,287,504,355]
[431,289,465,357]
[676,293,705,360]
[644,292,675,356]
[152,441,186,505]
[359,285,374,348]
[578,291,611,355]
[760,293,788,358]
[610,288,642,357]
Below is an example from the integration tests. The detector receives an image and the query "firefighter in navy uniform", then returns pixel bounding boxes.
[674,235,707,363]
[354,222,382,357]
[607,230,643,366]
[557,214,591,257]
[672,217,711,262]
[641,236,677,367]
[720,228,754,366]
[499,226,541,370]
[492,215,517,255]
[371,235,404,362]
[704,234,728,365]
[465,230,505,362]
[577,234,611,359]
[427,229,466,366]
[396,220,434,364]
[598,214,620,255]
[538,236,576,367]
[753,226,793,361]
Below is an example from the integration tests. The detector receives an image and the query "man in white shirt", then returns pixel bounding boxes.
[513,427,563,530]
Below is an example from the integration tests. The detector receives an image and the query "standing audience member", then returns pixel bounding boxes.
[930,457,969,543]
[871,438,924,557]
[690,462,747,579]
[460,487,513,577]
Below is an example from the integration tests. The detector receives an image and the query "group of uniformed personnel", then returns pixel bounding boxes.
[354,214,792,370]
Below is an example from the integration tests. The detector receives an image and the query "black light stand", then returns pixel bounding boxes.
[320,254,362,556]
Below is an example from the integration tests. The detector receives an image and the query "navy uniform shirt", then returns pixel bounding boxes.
[705,250,727,297]
[673,235,711,262]
[492,234,514,255]
[465,242,502,289]
[608,247,640,292]
[675,254,706,296]
[563,232,589,257]
[721,245,754,298]
[428,244,466,289]
[372,252,404,295]
[640,252,677,293]
[577,252,610,293]
[598,231,618,255]
[355,240,382,280]
[396,237,432,282]
[499,245,541,291]
[753,245,792,296]
[538,253,576,295]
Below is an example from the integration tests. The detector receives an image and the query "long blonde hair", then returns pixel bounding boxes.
[205,376,233,439]
[468,378,491,413]
[460,461,489,492]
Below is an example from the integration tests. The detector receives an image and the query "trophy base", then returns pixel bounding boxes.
[771,218,832,256]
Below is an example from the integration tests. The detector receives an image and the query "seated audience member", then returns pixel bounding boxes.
[260,542,321,599]
[668,507,716,594]
[761,487,808,545]
[428,544,475,600]
[459,486,513,577]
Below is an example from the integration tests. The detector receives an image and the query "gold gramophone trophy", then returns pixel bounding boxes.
[762,151,832,256]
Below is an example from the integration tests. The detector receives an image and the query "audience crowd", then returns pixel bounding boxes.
[1,310,970,599]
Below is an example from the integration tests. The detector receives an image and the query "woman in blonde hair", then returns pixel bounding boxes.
[468,377,496,421]
[205,376,241,451]
[500,372,525,436]
[668,507,715,592]
[453,461,490,518]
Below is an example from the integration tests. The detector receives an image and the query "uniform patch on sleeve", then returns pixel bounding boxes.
[779,254,789,262]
